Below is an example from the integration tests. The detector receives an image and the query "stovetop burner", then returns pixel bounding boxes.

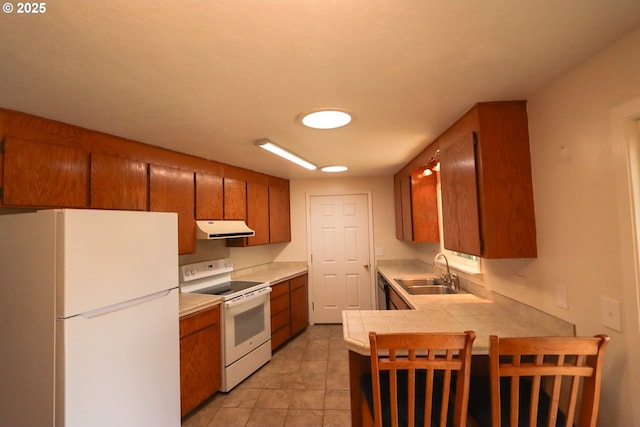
[192,280,265,297]
[179,259,269,300]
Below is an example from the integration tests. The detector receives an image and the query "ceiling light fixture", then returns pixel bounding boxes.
[255,139,317,170]
[301,109,352,129]
[422,150,440,176]
[320,165,348,173]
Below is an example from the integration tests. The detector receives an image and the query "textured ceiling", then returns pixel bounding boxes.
[2,1,640,178]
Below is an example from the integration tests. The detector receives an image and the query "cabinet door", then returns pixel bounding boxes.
[247,181,269,246]
[440,132,482,256]
[3,137,88,208]
[179,306,221,416]
[149,164,195,254]
[400,173,413,240]
[270,280,290,351]
[410,171,439,242]
[290,274,308,336]
[195,173,223,219]
[269,184,291,243]
[90,153,148,210]
[393,174,403,239]
[223,178,246,220]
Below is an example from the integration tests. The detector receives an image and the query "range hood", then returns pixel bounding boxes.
[196,220,255,240]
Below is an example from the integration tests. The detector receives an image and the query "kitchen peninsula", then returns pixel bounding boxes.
[343,259,575,426]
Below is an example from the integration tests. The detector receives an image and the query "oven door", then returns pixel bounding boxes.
[223,286,272,366]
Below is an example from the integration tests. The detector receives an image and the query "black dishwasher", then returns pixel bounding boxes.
[376,273,390,310]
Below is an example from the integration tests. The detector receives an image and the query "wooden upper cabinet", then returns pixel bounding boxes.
[223,178,246,220]
[0,111,8,208]
[149,164,195,254]
[393,169,439,243]
[410,171,439,242]
[440,132,481,255]
[2,137,88,208]
[439,101,537,258]
[246,181,269,246]
[393,175,403,239]
[90,153,148,210]
[195,172,223,219]
[269,183,291,243]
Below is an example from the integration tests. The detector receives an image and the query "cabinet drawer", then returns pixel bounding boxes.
[270,280,290,298]
[180,305,220,338]
[271,325,290,351]
[270,293,289,315]
[271,308,290,332]
[290,274,307,290]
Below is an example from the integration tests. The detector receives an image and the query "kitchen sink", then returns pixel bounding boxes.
[395,278,444,287]
[403,285,459,295]
[394,278,462,295]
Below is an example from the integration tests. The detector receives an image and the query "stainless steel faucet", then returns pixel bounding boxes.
[434,252,459,290]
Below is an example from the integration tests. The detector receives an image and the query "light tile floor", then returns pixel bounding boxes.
[181,325,352,427]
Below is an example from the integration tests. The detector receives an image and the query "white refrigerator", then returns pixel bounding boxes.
[0,209,181,427]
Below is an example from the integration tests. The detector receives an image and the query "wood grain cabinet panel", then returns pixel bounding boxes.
[289,273,308,336]
[410,171,439,242]
[90,152,148,210]
[393,171,439,242]
[246,181,269,246]
[149,164,195,255]
[440,132,482,255]
[179,305,221,416]
[439,101,536,258]
[270,280,290,351]
[195,172,223,219]
[2,137,88,208]
[223,178,246,220]
[269,183,291,243]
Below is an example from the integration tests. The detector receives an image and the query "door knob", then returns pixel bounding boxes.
[364,264,370,269]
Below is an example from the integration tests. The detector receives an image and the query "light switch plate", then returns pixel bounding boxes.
[375,247,384,256]
[601,297,622,331]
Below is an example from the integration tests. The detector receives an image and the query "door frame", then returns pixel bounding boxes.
[305,191,376,324]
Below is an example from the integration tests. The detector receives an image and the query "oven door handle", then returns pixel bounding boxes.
[224,286,272,309]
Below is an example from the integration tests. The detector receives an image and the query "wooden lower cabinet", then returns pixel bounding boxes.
[270,273,309,351]
[179,305,221,417]
[388,286,411,310]
[270,280,291,351]
[290,274,309,336]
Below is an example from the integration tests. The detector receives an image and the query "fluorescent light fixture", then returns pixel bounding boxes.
[301,110,352,129]
[255,139,317,170]
[321,165,348,173]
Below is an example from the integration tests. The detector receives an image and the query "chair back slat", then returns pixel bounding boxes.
[366,330,476,427]
[489,334,609,427]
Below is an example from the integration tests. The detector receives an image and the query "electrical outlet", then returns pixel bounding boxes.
[556,284,569,310]
[601,297,622,331]
[375,247,384,256]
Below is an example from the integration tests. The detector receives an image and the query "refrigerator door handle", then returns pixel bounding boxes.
[61,289,176,320]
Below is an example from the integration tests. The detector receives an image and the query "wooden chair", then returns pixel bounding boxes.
[487,334,610,427]
[361,330,476,427]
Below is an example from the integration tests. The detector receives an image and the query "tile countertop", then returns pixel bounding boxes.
[179,261,308,317]
[343,259,574,356]
[179,292,221,317]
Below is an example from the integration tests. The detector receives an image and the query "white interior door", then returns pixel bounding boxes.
[309,194,373,323]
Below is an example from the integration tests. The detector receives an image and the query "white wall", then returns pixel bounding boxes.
[415,27,640,425]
